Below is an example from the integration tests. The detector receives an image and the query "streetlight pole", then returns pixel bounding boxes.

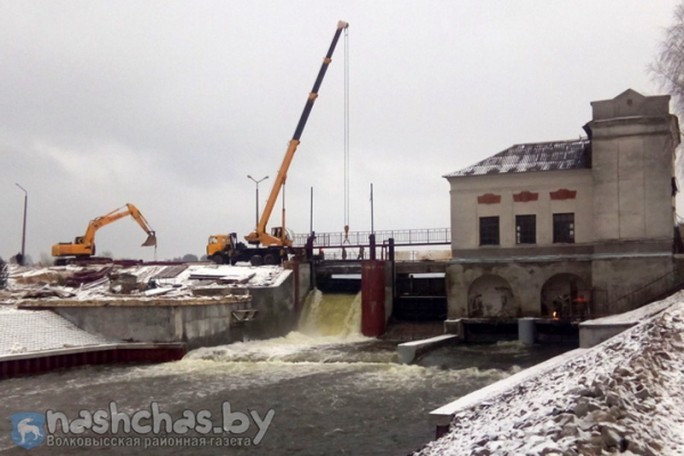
[370,182,374,234]
[247,175,269,230]
[15,183,27,265]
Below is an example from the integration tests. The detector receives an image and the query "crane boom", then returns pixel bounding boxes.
[244,20,349,247]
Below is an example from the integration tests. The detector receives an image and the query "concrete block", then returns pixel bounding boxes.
[444,319,464,338]
[579,323,635,348]
[397,334,458,364]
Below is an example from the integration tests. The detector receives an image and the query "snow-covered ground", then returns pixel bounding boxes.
[417,291,684,455]
[0,307,115,355]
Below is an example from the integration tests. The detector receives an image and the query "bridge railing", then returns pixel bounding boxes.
[292,228,451,247]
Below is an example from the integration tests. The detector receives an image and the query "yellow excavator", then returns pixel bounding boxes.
[52,203,157,263]
[207,20,349,266]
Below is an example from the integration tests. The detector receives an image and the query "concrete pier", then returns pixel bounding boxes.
[517,317,537,345]
[397,334,458,364]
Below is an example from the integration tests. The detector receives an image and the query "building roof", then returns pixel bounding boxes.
[444,139,591,177]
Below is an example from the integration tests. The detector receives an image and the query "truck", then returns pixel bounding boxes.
[52,203,157,264]
[207,20,349,266]
[206,232,286,265]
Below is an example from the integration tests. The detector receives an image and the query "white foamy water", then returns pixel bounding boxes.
[186,290,376,364]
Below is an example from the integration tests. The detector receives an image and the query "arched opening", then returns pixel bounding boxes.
[540,273,589,318]
[467,274,517,318]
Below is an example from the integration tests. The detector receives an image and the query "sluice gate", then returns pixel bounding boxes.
[312,259,450,338]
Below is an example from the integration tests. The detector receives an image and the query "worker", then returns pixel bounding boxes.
[574,295,588,318]
[305,232,316,260]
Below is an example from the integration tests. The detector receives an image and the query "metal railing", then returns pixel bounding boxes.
[607,269,684,314]
[292,228,451,248]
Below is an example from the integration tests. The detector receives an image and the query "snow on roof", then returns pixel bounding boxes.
[444,139,591,177]
[417,293,684,455]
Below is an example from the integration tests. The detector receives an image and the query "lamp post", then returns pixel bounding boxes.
[370,182,374,234]
[15,183,27,265]
[247,175,269,230]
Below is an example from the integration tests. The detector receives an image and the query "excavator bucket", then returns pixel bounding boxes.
[141,231,157,247]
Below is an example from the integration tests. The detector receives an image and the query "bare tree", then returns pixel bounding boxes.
[652,2,684,121]
[652,2,684,223]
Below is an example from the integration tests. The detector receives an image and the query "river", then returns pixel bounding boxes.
[0,291,569,455]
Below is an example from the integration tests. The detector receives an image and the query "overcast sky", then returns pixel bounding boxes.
[1,0,680,262]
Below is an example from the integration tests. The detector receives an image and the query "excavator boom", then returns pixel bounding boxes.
[244,20,348,247]
[125,203,157,247]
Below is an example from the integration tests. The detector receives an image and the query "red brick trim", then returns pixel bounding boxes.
[477,193,501,204]
[513,191,539,203]
[550,188,577,200]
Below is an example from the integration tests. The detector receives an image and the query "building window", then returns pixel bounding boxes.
[516,215,536,244]
[553,213,575,243]
[479,216,500,246]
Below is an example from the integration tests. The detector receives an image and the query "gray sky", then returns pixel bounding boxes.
[0,0,679,262]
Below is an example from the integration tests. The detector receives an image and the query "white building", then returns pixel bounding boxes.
[443,89,681,319]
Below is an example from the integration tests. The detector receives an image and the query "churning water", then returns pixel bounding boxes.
[0,291,569,455]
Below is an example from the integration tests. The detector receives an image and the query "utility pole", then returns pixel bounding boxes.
[15,183,27,265]
[369,183,376,260]
[310,186,314,234]
[247,175,269,230]
[370,182,374,234]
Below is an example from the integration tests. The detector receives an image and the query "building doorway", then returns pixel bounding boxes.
[540,273,589,318]
[467,274,517,318]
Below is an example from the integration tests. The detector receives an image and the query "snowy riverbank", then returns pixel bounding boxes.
[417,291,684,455]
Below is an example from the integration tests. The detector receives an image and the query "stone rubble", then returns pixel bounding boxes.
[416,294,684,455]
[0,263,283,304]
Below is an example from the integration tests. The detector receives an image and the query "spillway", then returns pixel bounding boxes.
[0,289,568,455]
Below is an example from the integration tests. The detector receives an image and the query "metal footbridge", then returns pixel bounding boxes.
[292,228,451,249]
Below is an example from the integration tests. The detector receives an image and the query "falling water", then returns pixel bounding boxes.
[298,289,362,337]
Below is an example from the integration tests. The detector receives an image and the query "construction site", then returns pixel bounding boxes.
[3,8,684,456]
[0,20,456,382]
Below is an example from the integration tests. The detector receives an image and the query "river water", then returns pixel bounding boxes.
[0,291,570,455]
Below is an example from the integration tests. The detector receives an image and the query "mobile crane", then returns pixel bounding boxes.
[207,20,349,266]
[52,203,157,263]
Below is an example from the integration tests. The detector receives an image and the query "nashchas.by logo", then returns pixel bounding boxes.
[10,401,274,450]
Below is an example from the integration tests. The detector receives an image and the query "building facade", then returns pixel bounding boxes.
[443,89,681,319]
